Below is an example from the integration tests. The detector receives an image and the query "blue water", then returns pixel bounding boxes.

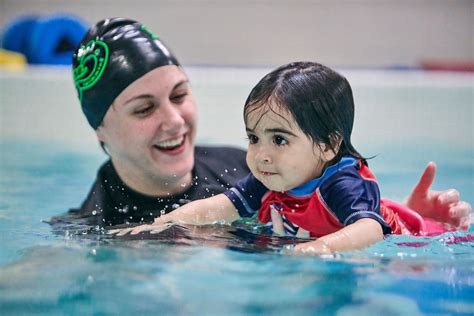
[0,68,473,315]
[0,138,473,315]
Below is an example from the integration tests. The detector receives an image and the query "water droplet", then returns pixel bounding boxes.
[225,169,228,173]
[92,210,97,215]
[161,210,166,215]
[233,168,237,171]
[120,205,129,214]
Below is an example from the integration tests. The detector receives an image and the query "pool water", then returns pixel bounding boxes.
[0,67,473,315]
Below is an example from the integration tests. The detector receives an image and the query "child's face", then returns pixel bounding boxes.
[245,103,329,192]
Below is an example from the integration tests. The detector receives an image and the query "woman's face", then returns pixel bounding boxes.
[96,65,197,195]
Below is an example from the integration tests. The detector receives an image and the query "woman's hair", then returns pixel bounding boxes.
[244,61,365,164]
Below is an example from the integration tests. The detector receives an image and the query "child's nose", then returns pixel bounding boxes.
[256,147,272,164]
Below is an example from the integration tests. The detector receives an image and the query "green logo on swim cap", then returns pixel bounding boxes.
[140,24,158,40]
[72,40,109,101]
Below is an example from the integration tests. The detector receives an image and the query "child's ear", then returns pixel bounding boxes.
[320,135,342,162]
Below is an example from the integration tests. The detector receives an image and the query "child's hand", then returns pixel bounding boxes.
[406,162,471,229]
[287,218,383,255]
[292,239,332,255]
[108,218,174,236]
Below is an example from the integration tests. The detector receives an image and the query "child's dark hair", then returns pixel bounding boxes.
[244,61,365,164]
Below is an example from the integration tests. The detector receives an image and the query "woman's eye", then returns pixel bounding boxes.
[134,105,153,116]
[247,134,258,144]
[171,93,187,103]
[273,135,288,146]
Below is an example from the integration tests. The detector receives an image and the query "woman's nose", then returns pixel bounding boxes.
[159,103,185,132]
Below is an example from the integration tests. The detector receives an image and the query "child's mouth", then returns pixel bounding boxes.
[260,171,277,176]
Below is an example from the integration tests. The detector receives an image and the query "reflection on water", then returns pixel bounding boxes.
[1,226,473,315]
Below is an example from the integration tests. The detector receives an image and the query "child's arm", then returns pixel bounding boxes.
[292,218,383,255]
[112,194,240,236]
[158,193,240,226]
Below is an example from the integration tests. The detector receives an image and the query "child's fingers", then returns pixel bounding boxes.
[107,228,133,236]
[449,201,472,223]
[154,215,170,223]
[150,222,176,234]
[460,214,472,230]
[411,162,437,196]
[129,224,154,235]
[437,189,460,207]
[150,223,174,234]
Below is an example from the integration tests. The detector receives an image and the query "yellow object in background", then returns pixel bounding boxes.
[0,49,27,71]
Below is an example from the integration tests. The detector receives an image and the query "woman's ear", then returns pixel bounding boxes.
[95,125,111,155]
[95,124,106,142]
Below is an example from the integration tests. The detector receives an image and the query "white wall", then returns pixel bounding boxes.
[1,0,473,67]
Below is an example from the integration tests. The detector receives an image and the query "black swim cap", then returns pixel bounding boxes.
[72,18,180,129]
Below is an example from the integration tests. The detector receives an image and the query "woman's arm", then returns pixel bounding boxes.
[111,193,240,236]
[292,218,384,255]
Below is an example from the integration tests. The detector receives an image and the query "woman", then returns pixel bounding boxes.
[50,18,471,231]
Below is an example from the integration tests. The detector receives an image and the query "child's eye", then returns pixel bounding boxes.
[273,135,288,146]
[247,134,258,144]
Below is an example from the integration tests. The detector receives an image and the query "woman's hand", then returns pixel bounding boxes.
[406,162,471,229]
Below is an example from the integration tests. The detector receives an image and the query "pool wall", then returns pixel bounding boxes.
[1,0,473,68]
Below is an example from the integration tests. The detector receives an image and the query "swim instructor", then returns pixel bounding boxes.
[49,18,471,231]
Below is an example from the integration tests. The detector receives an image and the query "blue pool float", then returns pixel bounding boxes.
[1,15,39,58]
[27,14,88,65]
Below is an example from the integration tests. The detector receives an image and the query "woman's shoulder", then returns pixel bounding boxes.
[194,145,249,179]
[195,145,246,155]
[194,145,247,163]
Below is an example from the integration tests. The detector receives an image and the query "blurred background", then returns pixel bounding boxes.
[0,0,472,204]
[1,0,473,68]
